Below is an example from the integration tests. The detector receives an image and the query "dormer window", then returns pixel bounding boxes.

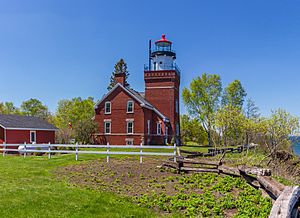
[105,101,111,114]
[127,100,134,113]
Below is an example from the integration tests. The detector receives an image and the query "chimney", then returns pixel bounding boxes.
[114,73,126,86]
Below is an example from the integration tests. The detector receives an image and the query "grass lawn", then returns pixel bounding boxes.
[0,154,156,218]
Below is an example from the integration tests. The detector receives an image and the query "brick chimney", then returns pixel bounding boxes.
[114,73,126,86]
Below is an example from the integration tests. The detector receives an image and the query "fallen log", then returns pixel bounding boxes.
[180,167,220,173]
[218,165,240,176]
[178,158,220,167]
[269,186,300,218]
[257,176,286,199]
[238,165,272,176]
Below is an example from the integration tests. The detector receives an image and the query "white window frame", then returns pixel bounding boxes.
[127,100,134,113]
[30,131,36,143]
[157,122,162,135]
[125,138,134,145]
[147,120,151,135]
[104,121,111,134]
[127,121,134,134]
[105,101,111,114]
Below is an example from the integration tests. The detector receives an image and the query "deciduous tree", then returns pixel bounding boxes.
[20,98,50,120]
[222,80,247,109]
[182,73,222,146]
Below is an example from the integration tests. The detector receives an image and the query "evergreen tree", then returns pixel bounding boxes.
[107,59,130,90]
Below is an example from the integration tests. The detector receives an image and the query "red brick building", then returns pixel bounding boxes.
[94,35,180,145]
[0,114,57,144]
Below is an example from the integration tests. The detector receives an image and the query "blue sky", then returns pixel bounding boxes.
[1,0,300,116]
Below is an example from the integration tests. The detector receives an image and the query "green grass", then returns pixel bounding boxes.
[0,154,156,218]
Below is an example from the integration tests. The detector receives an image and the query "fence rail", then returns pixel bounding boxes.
[0,143,177,163]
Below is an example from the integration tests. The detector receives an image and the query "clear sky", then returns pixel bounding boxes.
[1,0,300,116]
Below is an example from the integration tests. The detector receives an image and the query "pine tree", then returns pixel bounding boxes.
[107,59,130,90]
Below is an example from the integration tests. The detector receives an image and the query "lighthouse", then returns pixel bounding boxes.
[144,34,181,144]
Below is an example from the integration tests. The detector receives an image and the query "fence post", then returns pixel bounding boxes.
[140,142,143,164]
[24,142,27,158]
[174,143,177,163]
[48,142,51,159]
[75,142,78,161]
[2,142,6,157]
[106,142,110,163]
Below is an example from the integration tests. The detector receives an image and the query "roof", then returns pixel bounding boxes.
[155,34,172,45]
[94,83,169,122]
[0,114,58,131]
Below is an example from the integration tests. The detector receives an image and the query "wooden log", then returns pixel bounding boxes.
[178,158,220,166]
[180,149,203,155]
[269,186,300,218]
[257,176,286,199]
[218,165,240,176]
[238,166,272,176]
[180,167,220,173]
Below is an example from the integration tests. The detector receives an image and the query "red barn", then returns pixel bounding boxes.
[94,34,181,145]
[0,114,57,144]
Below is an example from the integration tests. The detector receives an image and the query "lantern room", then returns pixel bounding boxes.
[149,34,179,74]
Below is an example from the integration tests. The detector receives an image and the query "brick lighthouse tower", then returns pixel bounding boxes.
[144,34,181,144]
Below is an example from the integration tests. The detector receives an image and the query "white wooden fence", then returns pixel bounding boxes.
[0,143,177,163]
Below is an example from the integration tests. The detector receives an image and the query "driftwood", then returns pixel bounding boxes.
[269,186,300,218]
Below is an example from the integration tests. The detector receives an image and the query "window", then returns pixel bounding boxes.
[153,62,157,70]
[105,101,111,114]
[30,131,36,143]
[147,120,151,135]
[157,122,162,135]
[127,100,134,113]
[176,99,179,114]
[126,138,134,145]
[104,121,111,134]
[127,121,134,134]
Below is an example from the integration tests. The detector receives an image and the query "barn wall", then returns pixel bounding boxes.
[6,130,30,144]
[36,130,55,144]
[5,129,55,144]
[0,127,4,144]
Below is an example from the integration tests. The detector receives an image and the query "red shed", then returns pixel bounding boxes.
[0,114,57,144]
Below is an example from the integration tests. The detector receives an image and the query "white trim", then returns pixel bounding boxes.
[3,127,57,131]
[126,118,134,121]
[104,101,111,114]
[95,133,144,136]
[145,86,175,89]
[4,128,6,143]
[127,100,134,113]
[30,131,36,143]
[127,121,134,134]
[125,138,134,145]
[104,121,111,134]
[157,122,162,135]
[0,123,6,129]
[147,120,150,135]
[94,83,169,121]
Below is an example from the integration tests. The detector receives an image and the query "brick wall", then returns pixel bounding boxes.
[95,86,146,145]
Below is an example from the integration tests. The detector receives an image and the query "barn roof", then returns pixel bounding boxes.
[0,114,58,131]
[94,83,169,122]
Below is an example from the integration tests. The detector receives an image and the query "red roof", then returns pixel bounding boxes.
[155,34,172,45]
